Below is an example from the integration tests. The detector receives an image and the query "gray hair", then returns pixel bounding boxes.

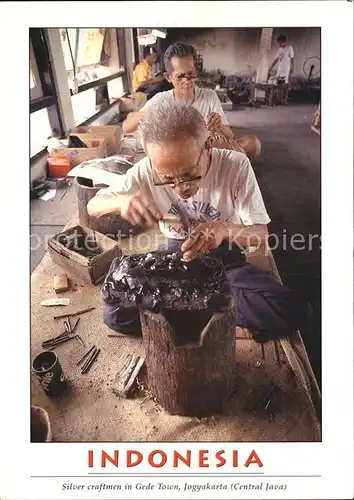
[139,99,208,149]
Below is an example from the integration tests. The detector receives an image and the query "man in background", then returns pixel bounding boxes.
[132,46,172,100]
[268,34,294,104]
[125,41,261,158]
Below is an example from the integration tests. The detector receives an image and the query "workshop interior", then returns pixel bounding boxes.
[30,27,321,443]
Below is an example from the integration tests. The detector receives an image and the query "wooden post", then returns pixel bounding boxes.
[140,307,237,417]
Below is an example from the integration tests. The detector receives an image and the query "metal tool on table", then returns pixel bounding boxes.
[41,318,81,350]
[64,316,85,347]
[77,345,101,374]
[53,306,95,320]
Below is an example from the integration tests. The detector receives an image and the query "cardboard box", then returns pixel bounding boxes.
[75,125,121,155]
[49,137,108,168]
[47,225,122,285]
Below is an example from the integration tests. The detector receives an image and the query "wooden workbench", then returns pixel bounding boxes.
[30,223,321,442]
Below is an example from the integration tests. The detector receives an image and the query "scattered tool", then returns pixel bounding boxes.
[53,306,95,320]
[64,317,72,333]
[53,274,69,294]
[260,384,278,416]
[76,346,96,366]
[112,354,145,398]
[41,318,81,350]
[75,335,85,347]
[79,345,100,374]
[42,334,74,350]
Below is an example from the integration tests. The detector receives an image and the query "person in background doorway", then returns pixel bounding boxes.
[124,42,261,159]
[268,34,294,104]
[132,46,172,100]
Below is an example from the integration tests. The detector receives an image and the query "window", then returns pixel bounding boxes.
[107,77,125,103]
[59,28,122,91]
[71,88,98,125]
[30,41,43,100]
[30,108,52,157]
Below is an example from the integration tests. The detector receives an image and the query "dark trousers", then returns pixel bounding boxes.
[102,241,312,342]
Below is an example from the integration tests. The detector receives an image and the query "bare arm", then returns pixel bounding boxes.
[180,221,268,261]
[225,222,269,247]
[220,123,234,139]
[206,113,234,138]
[87,194,124,218]
[87,192,162,227]
[122,111,145,134]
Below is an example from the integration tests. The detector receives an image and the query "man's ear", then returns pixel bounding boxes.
[164,72,172,83]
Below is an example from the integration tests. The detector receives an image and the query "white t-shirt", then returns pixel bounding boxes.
[276,45,294,82]
[98,148,271,240]
[141,86,229,125]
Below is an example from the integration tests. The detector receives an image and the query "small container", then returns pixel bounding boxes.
[47,225,122,285]
[47,157,71,178]
[32,351,67,397]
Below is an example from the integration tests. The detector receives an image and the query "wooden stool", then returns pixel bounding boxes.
[140,307,237,417]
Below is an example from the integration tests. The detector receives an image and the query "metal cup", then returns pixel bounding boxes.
[32,351,67,397]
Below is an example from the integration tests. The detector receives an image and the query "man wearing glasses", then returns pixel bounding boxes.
[88,100,310,337]
[89,100,269,254]
[123,41,260,159]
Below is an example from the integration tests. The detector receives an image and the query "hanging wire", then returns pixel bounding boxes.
[65,28,78,94]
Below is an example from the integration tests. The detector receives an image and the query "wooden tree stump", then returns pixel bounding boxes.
[139,307,237,417]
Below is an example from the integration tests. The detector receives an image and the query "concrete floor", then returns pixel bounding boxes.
[230,103,321,385]
[30,103,321,383]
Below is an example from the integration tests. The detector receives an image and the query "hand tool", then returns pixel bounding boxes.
[53,307,95,320]
[81,348,100,374]
[81,346,98,372]
[75,335,85,347]
[41,318,81,349]
[260,384,278,413]
[76,346,96,366]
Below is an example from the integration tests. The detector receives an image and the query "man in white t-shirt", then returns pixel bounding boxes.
[89,100,311,339]
[123,42,261,159]
[88,100,270,260]
[268,34,295,85]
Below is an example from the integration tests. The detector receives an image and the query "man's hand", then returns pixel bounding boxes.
[180,221,227,261]
[206,112,222,133]
[120,191,162,227]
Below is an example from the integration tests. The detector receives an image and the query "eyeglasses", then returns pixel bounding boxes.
[150,142,206,188]
[175,73,198,82]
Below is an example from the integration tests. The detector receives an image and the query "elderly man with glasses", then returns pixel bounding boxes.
[123,41,261,159]
[88,100,311,339]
